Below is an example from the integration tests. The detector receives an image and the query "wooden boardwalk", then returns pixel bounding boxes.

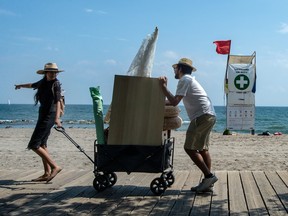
[0,169,287,215]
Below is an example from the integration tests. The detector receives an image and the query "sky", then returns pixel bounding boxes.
[1,0,288,106]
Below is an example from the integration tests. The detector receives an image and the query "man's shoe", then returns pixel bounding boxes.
[191,184,213,193]
[191,175,218,192]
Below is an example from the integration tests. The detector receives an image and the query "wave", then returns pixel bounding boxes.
[1,104,288,134]
[182,120,190,125]
[65,120,95,125]
[0,119,35,124]
[0,119,95,125]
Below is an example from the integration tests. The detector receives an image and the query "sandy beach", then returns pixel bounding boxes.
[0,128,287,172]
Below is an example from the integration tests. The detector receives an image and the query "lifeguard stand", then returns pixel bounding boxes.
[225,52,256,134]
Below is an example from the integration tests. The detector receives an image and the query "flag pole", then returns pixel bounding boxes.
[224,41,231,131]
[213,40,232,133]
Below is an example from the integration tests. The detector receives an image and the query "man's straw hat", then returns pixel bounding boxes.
[37,63,64,74]
[172,58,197,72]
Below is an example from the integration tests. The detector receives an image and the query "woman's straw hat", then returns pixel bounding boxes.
[37,63,64,74]
[172,58,197,72]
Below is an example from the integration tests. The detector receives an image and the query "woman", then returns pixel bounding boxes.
[15,63,63,183]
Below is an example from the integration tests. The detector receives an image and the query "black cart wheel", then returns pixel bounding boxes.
[104,172,117,187]
[93,174,109,192]
[165,172,175,187]
[150,177,168,195]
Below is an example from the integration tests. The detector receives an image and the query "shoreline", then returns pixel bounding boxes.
[0,128,287,171]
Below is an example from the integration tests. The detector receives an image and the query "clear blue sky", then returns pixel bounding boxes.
[1,0,288,106]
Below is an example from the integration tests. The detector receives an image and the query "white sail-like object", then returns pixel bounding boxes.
[104,28,159,124]
[127,27,158,77]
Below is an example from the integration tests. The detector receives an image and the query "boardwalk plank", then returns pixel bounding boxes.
[0,170,287,215]
[190,172,212,216]
[253,171,287,215]
[68,172,137,215]
[6,170,90,216]
[0,169,38,181]
[228,171,248,215]
[149,170,189,216]
[210,171,229,216]
[75,172,152,215]
[277,171,288,212]
[90,172,156,215]
[107,173,155,215]
[265,171,288,214]
[28,171,94,216]
[0,169,51,214]
[0,169,43,199]
[240,171,268,215]
[129,171,175,215]
[168,170,197,216]
[278,171,288,187]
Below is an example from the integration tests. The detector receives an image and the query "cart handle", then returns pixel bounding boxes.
[54,126,65,133]
[53,126,94,164]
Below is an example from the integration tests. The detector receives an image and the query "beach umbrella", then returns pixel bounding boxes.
[127,27,158,77]
[104,28,159,124]
[89,86,105,144]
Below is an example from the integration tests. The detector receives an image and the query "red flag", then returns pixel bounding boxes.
[213,40,231,55]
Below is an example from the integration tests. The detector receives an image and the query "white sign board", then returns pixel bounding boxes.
[227,64,255,92]
[226,63,256,131]
[227,92,255,105]
[227,104,255,130]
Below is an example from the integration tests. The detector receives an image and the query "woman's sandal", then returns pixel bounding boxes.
[46,168,62,183]
[31,175,50,182]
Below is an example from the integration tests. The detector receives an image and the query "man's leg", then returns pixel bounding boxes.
[185,115,217,192]
[185,148,210,176]
[185,148,217,192]
[199,150,211,171]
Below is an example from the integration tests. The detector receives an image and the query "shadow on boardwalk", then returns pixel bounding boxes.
[0,169,287,215]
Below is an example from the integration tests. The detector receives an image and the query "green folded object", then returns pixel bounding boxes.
[89,86,105,144]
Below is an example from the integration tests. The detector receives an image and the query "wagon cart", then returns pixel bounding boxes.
[57,75,179,195]
[55,127,175,195]
[93,130,175,195]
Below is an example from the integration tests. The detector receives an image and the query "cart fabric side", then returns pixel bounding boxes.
[96,140,173,173]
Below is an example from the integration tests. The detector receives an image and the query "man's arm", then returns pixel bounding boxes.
[159,76,183,106]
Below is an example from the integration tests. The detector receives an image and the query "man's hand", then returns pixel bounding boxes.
[158,76,182,106]
[159,76,168,88]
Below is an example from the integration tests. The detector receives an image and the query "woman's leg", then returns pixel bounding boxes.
[42,145,51,176]
[33,146,62,182]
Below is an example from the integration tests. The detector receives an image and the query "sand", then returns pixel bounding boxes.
[0,128,287,171]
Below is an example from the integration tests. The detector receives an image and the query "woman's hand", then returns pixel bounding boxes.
[15,85,21,90]
[14,83,32,89]
[55,118,62,128]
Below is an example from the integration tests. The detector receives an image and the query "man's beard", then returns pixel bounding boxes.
[174,73,179,79]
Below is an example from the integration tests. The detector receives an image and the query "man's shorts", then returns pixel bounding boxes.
[184,114,216,151]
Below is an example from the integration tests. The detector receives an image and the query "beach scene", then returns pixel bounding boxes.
[1,1,288,215]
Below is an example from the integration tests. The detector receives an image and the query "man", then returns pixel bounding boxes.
[159,58,217,192]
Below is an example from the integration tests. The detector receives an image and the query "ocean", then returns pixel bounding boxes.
[0,104,288,134]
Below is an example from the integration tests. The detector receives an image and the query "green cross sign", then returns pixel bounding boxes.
[234,74,250,90]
